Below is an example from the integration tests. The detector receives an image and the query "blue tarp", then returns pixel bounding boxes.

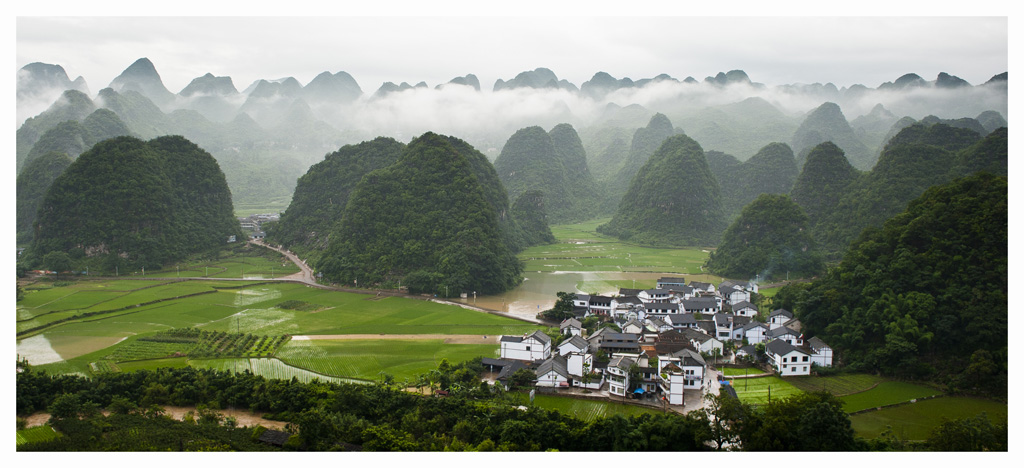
[633,388,645,394]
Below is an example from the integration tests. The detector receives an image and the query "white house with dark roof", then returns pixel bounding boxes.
[806,337,834,367]
[573,294,590,308]
[682,297,720,315]
[606,355,636,397]
[621,318,645,335]
[656,277,688,289]
[638,289,672,303]
[644,302,681,316]
[565,352,602,389]
[646,316,674,333]
[718,284,751,306]
[680,327,723,355]
[500,331,552,361]
[690,281,715,293]
[535,355,570,387]
[600,332,641,354]
[557,334,590,356]
[731,300,758,318]
[766,339,812,376]
[766,326,803,347]
[559,318,583,336]
[768,309,794,329]
[588,295,615,315]
[738,321,769,344]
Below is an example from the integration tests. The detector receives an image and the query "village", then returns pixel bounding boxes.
[484,277,833,411]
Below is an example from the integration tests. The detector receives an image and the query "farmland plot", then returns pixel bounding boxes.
[277,339,498,381]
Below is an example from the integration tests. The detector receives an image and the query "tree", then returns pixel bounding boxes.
[701,390,744,449]
[926,413,1006,451]
[42,251,72,273]
[542,291,576,321]
[508,368,536,390]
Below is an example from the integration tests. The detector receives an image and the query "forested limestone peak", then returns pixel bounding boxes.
[316,132,522,296]
[706,193,823,281]
[29,135,240,271]
[597,133,726,246]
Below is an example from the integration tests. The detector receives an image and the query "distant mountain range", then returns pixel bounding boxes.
[15,57,1008,214]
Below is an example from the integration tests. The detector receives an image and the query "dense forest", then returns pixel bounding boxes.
[706,194,823,281]
[17,361,1005,451]
[267,137,406,257]
[16,151,73,245]
[511,190,556,246]
[708,142,799,221]
[793,173,1007,395]
[808,123,1004,258]
[789,141,861,233]
[316,132,523,296]
[598,134,726,246]
[602,113,679,213]
[27,135,242,272]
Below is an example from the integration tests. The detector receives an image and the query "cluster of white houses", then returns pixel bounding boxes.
[489,278,835,405]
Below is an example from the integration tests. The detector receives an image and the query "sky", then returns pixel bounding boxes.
[13,7,1011,97]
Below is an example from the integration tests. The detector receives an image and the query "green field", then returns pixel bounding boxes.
[849,396,1008,440]
[786,373,887,396]
[16,425,60,446]
[721,366,762,377]
[521,219,720,277]
[142,246,299,279]
[19,276,541,384]
[276,339,498,382]
[728,376,804,405]
[840,381,943,413]
[508,393,659,421]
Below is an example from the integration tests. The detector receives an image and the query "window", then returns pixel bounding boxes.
[526,346,531,351]
[803,356,809,362]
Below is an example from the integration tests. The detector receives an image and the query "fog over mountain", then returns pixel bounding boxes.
[16,57,1008,210]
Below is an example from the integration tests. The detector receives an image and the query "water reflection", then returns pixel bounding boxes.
[452,271,668,322]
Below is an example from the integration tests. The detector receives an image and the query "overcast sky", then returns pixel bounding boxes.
[15,11,1009,95]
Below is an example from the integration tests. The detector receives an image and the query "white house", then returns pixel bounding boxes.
[806,337,834,367]
[560,318,583,337]
[588,295,615,315]
[738,321,769,344]
[766,339,812,376]
[621,318,645,335]
[656,277,688,289]
[638,289,672,303]
[676,348,707,390]
[606,355,635,397]
[565,352,602,389]
[681,297,720,315]
[535,355,570,387]
[557,334,589,356]
[731,301,758,318]
[766,326,803,347]
[768,309,794,329]
[680,328,724,355]
[690,281,715,294]
[573,294,590,308]
[500,331,552,361]
[719,284,751,306]
[658,363,686,405]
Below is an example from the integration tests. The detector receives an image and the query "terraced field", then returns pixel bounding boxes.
[849,396,1008,440]
[16,425,60,446]
[840,381,943,413]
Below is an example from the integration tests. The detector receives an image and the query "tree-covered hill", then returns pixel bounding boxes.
[29,135,241,271]
[714,142,799,220]
[706,194,823,281]
[792,102,873,170]
[493,126,579,221]
[951,127,1007,177]
[549,123,600,220]
[511,190,556,246]
[16,90,97,171]
[789,142,861,232]
[22,109,134,170]
[795,173,1006,394]
[811,123,993,257]
[597,134,726,246]
[16,151,74,245]
[317,132,522,296]
[603,113,678,213]
[269,137,406,254]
